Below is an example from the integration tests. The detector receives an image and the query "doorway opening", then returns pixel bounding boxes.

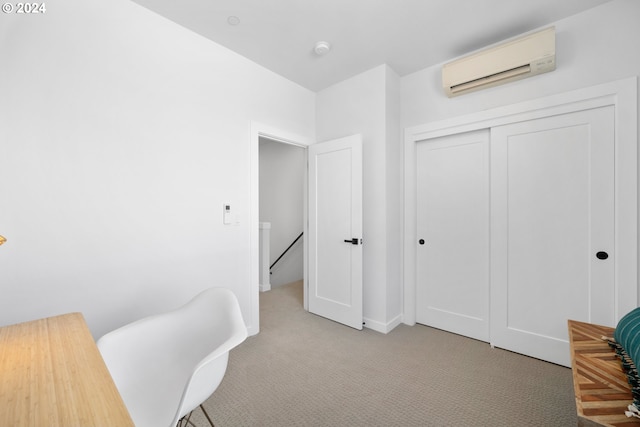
[249,122,313,335]
[259,137,306,291]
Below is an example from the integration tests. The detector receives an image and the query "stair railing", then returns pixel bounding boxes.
[270,232,303,272]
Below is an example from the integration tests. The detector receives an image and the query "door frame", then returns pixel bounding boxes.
[403,77,638,326]
[250,122,314,336]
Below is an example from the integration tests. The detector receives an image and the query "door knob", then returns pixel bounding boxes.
[596,251,609,260]
[344,238,359,245]
[419,239,425,245]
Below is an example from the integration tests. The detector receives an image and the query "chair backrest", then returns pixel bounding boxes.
[97,287,248,427]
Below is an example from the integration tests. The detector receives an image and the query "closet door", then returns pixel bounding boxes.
[416,130,490,342]
[490,106,615,367]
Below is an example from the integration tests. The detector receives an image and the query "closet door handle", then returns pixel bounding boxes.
[596,251,609,260]
[344,238,359,245]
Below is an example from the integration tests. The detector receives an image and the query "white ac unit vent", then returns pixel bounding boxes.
[442,27,556,97]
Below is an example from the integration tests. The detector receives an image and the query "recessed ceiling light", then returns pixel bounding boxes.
[314,41,331,56]
[227,16,240,26]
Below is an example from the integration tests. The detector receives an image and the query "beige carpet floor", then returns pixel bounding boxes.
[194,281,577,426]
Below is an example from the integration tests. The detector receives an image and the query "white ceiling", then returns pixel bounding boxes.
[131,0,611,92]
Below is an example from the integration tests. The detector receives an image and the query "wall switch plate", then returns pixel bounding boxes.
[223,204,232,224]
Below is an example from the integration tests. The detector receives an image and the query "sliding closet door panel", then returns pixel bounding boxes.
[491,106,614,367]
[416,130,490,342]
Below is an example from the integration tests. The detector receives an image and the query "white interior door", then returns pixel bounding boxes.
[308,135,363,330]
[416,130,490,342]
[491,106,615,367]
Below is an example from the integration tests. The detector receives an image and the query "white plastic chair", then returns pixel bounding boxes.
[97,287,248,427]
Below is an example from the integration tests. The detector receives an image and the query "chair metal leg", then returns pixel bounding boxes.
[177,411,196,427]
[200,404,215,427]
[176,405,214,427]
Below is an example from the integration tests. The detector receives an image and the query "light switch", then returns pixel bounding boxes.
[223,204,232,225]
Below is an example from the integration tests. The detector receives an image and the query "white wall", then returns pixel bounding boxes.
[316,65,402,332]
[385,68,403,325]
[0,0,314,337]
[259,138,305,287]
[401,0,640,129]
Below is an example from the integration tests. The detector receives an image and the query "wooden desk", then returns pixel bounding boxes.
[568,319,640,427]
[0,313,134,427]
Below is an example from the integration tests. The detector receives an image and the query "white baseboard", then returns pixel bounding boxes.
[247,324,259,336]
[363,314,403,334]
[259,283,271,292]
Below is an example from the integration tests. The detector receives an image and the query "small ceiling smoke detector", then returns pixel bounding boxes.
[314,41,331,56]
[227,16,240,26]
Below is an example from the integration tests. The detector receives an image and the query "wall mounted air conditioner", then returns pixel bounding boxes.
[442,27,556,97]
